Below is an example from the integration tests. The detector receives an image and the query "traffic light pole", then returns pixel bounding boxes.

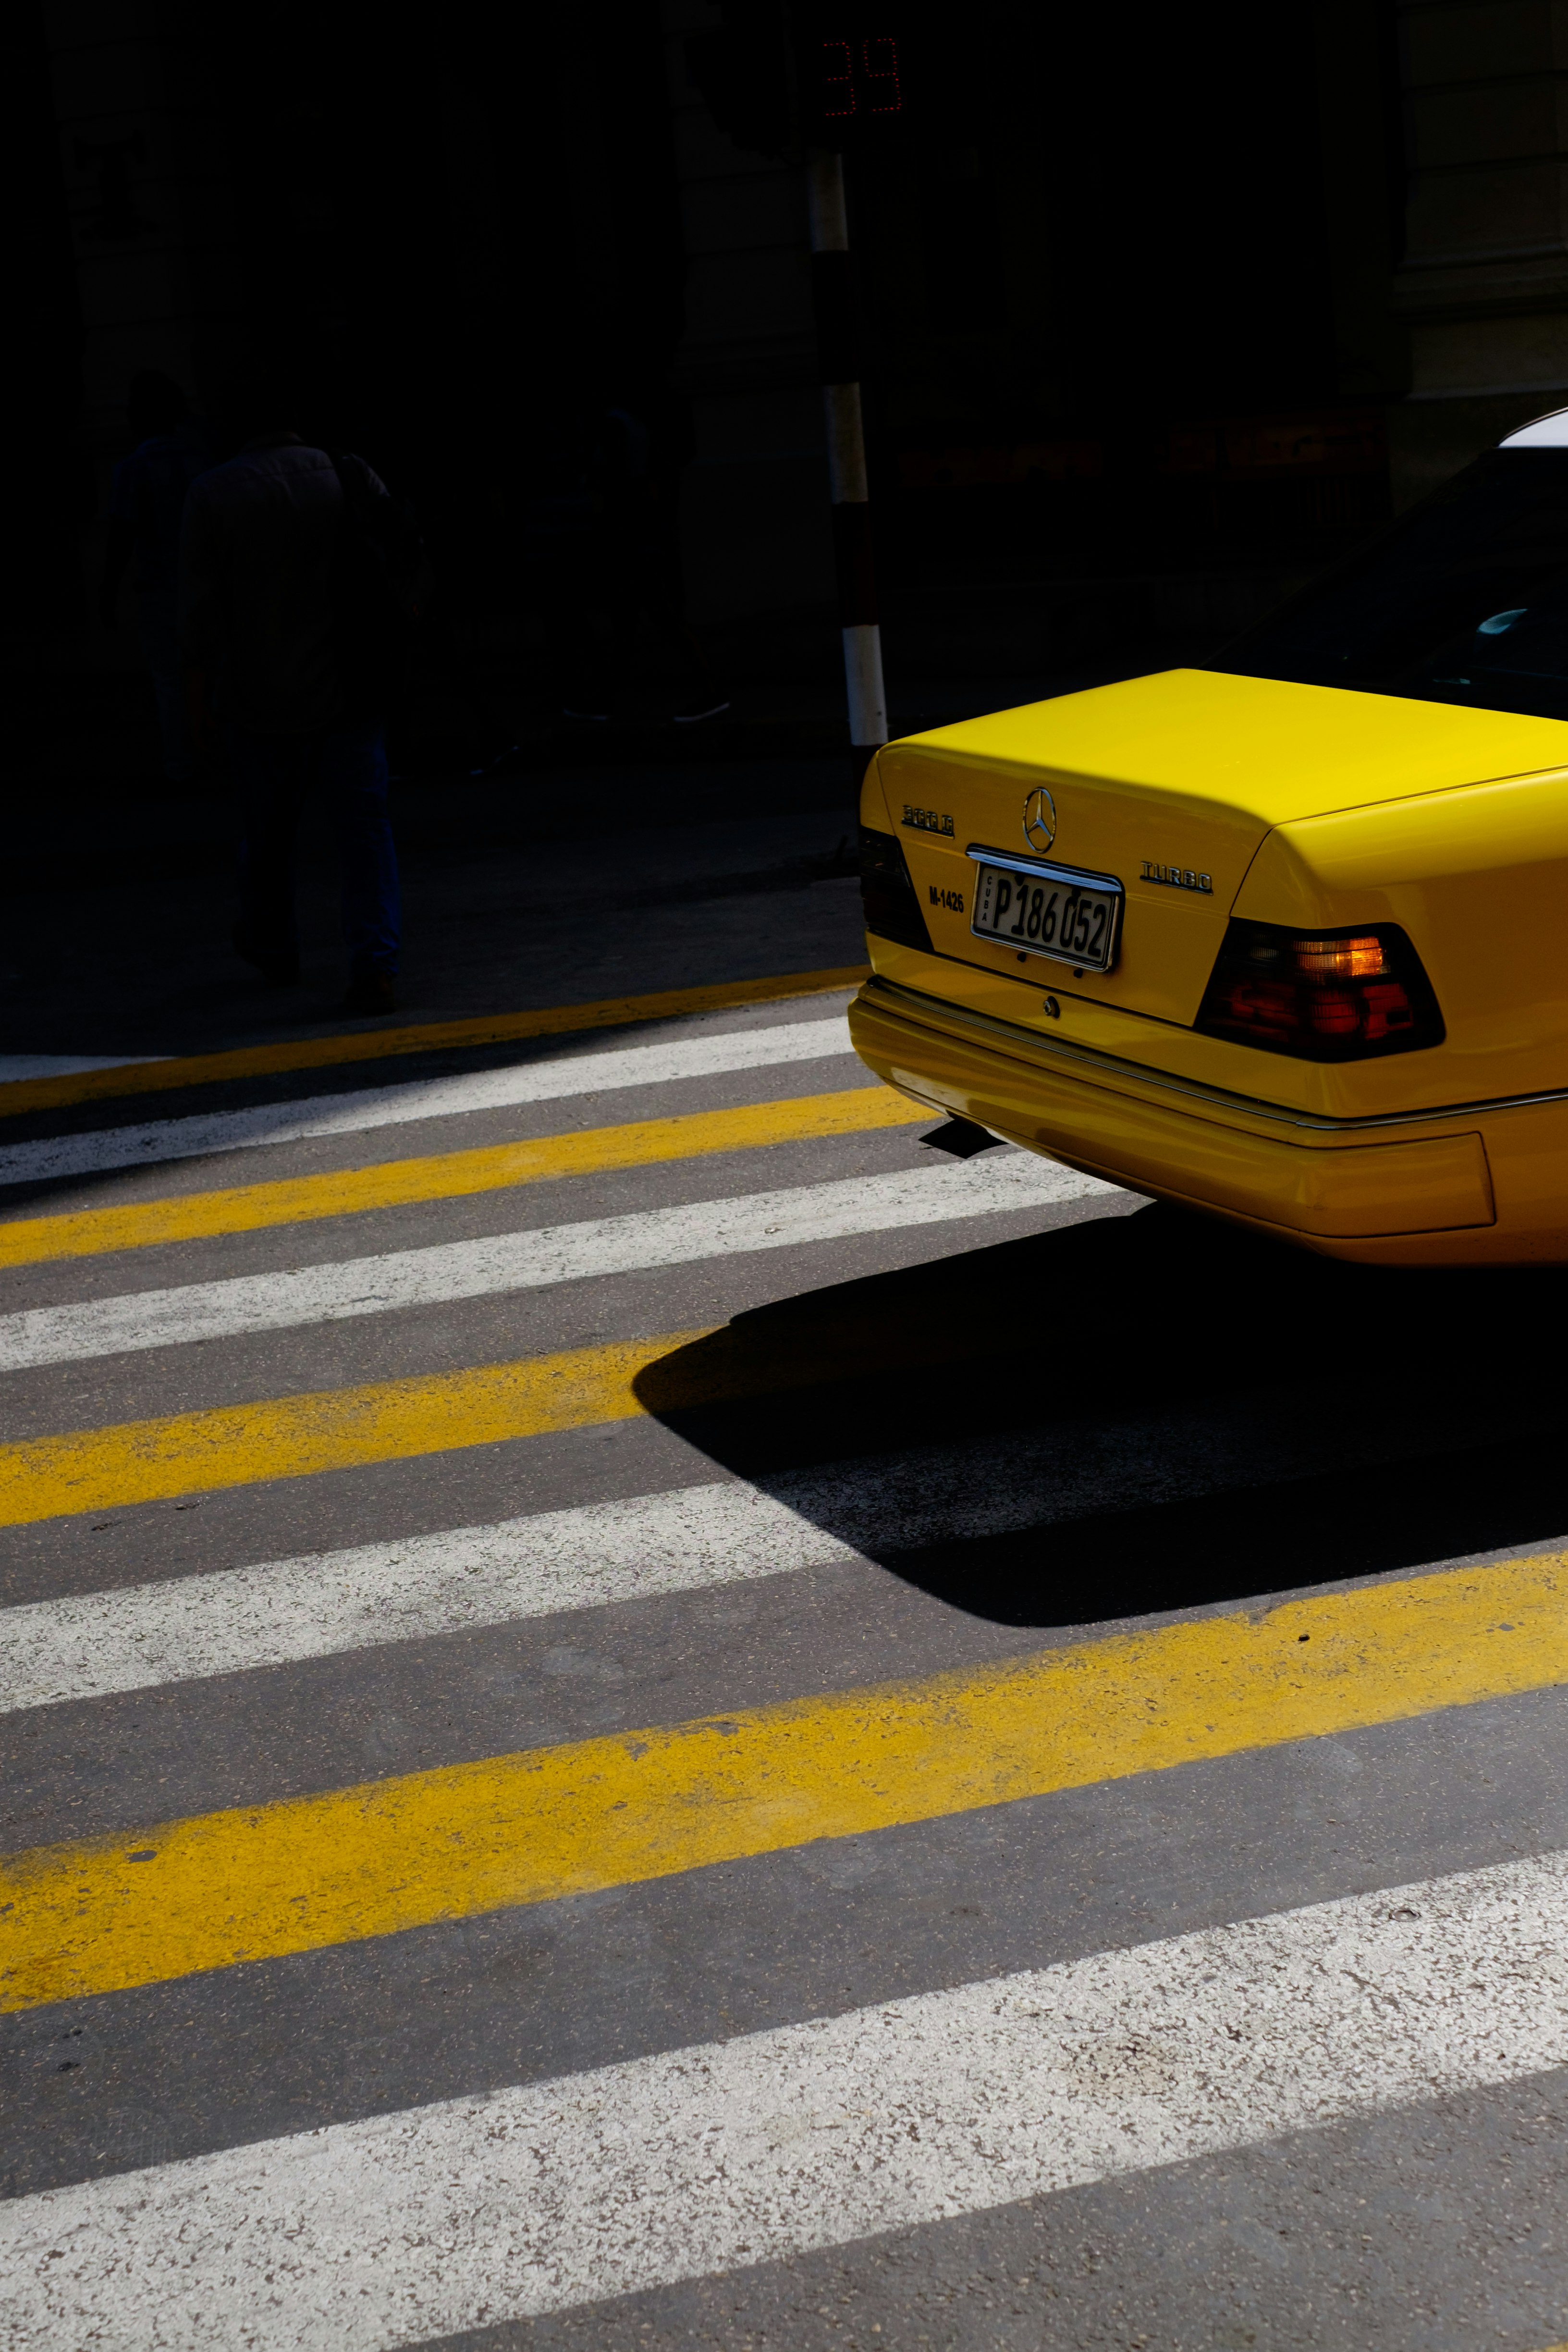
[806,146,888,789]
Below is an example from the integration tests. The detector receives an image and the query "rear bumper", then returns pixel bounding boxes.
[846,977,1556,1264]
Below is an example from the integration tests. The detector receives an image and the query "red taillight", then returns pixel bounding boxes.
[1195,921,1443,1061]
[859,826,934,953]
[1307,986,1370,1036]
[1359,981,1418,1042]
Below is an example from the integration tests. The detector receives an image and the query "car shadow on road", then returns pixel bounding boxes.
[631,1199,1568,1628]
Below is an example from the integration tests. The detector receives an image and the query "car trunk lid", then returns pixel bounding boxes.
[875,667,1568,1024]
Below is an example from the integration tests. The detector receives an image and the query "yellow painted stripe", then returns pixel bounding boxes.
[0,1086,925,1269]
[0,1300,969,1527]
[0,965,870,1119]
[4,1551,1564,2012]
[0,1335,700,1528]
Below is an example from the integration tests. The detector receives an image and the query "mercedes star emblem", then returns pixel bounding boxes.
[1023,786,1057,854]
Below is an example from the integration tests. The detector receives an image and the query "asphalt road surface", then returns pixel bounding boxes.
[2,966,1568,2352]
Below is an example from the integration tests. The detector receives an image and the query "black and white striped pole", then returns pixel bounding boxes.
[807,145,888,788]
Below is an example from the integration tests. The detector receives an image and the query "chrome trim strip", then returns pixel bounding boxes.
[964,842,1121,893]
[861,975,1568,1135]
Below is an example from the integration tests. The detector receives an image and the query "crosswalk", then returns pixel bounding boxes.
[2,979,1566,2350]
[0,1155,1105,1370]
[0,1010,866,1186]
[11,1850,1568,2347]
[9,1549,1568,2012]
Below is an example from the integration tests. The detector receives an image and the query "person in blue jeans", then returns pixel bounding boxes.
[180,393,402,1014]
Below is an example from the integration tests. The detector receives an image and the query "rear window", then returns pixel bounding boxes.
[1219,447,1568,723]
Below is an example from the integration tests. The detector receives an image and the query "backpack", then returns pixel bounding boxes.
[330,452,434,712]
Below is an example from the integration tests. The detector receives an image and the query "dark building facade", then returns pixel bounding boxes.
[13,0,1568,677]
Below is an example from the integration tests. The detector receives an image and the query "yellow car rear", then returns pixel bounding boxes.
[848,665,1568,1265]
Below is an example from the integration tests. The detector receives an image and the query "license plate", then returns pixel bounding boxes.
[968,854,1123,972]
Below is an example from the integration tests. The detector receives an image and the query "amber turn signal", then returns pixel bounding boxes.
[1291,935,1387,980]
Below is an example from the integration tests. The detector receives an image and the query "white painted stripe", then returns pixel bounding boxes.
[0,1154,1115,1370]
[6,1851,1567,2349]
[0,1016,858,1189]
[0,1429,1093,1710]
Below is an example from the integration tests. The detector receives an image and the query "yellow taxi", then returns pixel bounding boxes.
[849,408,1568,1264]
